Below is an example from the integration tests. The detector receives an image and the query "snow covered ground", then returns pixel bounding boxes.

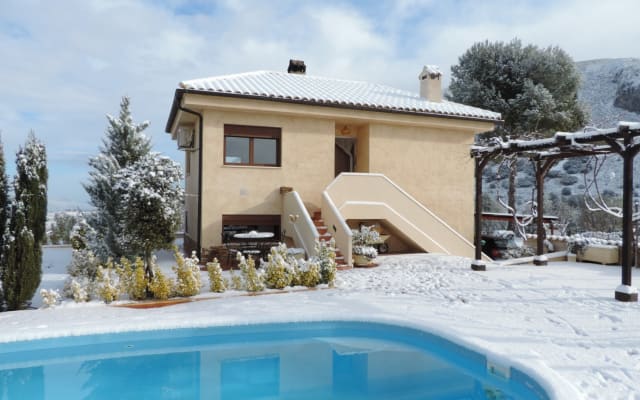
[3,251,640,399]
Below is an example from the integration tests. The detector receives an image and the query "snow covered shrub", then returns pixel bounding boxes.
[67,248,101,280]
[148,267,172,300]
[173,251,201,297]
[353,245,378,259]
[298,261,321,288]
[68,278,89,302]
[227,269,244,291]
[315,239,337,286]
[96,262,120,303]
[262,244,294,289]
[40,289,60,308]
[207,259,226,293]
[238,253,264,292]
[117,257,148,300]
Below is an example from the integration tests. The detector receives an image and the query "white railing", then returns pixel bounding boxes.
[321,191,353,265]
[282,191,319,258]
[324,173,481,259]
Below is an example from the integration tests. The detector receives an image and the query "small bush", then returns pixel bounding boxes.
[148,267,173,300]
[560,174,578,186]
[315,239,337,286]
[262,244,294,289]
[298,261,321,288]
[227,269,244,291]
[207,258,226,293]
[69,278,89,302]
[40,289,60,308]
[173,251,201,297]
[561,187,571,196]
[96,262,120,303]
[238,253,264,292]
[118,257,148,301]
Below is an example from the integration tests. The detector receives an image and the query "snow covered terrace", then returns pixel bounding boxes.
[2,253,640,399]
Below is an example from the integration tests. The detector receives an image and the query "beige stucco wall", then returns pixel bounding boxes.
[173,93,495,251]
[367,123,477,240]
[199,110,335,248]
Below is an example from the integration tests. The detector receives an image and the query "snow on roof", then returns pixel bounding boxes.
[178,71,501,121]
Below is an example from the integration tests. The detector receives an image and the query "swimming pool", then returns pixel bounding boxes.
[0,321,549,399]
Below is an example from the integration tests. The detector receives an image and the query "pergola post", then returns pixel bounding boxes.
[533,159,557,266]
[472,157,489,271]
[615,129,639,302]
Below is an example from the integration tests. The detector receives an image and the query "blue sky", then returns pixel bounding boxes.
[1,0,638,211]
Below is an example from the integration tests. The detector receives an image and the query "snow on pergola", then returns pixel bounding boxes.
[470,122,640,302]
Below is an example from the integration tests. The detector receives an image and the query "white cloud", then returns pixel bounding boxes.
[0,0,638,210]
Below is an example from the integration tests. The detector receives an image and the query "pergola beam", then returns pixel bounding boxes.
[470,123,640,302]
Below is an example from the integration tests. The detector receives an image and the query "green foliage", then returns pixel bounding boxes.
[84,96,151,260]
[48,213,78,245]
[96,261,120,303]
[298,261,321,288]
[67,248,100,280]
[172,251,201,297]
[117,257,148,301]
[238,254,264,292]
[148,267,172,300]
[206,259,226,293]
[262,244,294,289]
[0,139,7,277]
[2,200,40,310]
[227,269,244,291]
[315,239,337,286]
[449,38,588,138]
[15,132,48,245]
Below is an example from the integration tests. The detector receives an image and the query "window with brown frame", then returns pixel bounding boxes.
[224,124,281,166]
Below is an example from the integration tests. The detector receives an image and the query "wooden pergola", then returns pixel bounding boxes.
[470,123,640,302]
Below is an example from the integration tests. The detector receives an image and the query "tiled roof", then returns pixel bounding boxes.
[178,71,501,121]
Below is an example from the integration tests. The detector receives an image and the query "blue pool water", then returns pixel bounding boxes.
[0,321,549,399]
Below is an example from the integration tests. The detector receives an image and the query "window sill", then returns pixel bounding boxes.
[222,164,281,170]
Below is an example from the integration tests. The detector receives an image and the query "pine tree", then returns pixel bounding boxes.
[113,154,183,278]
[84,97,150,259]
[448,39,588,227]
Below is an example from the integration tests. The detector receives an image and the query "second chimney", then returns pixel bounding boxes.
[288,59,306,74]
[419,65,442,102]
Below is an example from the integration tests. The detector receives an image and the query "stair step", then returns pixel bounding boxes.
[313,219,324,225]
[312,210,322,220]
[316,226,328,235]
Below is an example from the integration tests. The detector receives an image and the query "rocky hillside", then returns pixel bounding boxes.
[483,58,640,217]
[577,58,640,127]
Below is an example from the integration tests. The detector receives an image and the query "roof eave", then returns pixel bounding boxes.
[165,88,186,134]
[170,88,502,125]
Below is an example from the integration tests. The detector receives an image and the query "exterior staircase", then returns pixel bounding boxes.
[312,210,350,269]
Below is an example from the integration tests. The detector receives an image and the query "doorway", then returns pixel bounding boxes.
[335,137,356,177]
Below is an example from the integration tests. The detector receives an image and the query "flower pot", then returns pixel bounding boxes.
[353,254,373,267]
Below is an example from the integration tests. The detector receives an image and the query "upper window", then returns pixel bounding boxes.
[224,124,281,167]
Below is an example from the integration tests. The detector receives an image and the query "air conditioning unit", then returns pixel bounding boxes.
[177,125,195,150]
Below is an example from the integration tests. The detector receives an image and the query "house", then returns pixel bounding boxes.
[165,60,501,266]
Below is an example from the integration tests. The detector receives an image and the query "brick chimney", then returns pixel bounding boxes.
[419,65,442,102]
[287,59,306,74]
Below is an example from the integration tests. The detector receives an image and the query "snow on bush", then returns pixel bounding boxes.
[206,259,226,293]
[96,262,120,303]
[238,253,264,292]
[173,251,201,297]
[68,278,89,303]
[148,267,172,300]
[262,244,294,289]
[40,289,60,308]
[117,257,148,301]
[298,260,322,288]
[314,239,337,286]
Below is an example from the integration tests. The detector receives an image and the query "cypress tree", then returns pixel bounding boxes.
[0,138,7,305]
[2,199,38,310]
[84,97,150,259]
[0,133,48,310]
